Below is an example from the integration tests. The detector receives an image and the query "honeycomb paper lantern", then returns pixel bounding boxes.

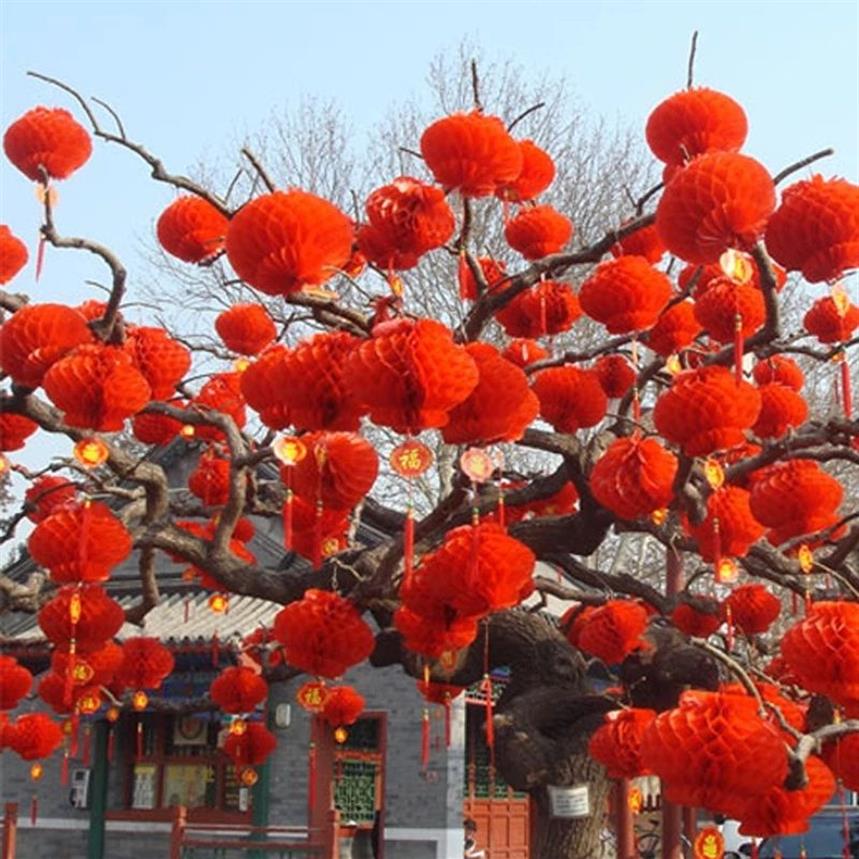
[751,383,808,439]
[803,295,859,344]
[24,476,76,523]
[457,256,507,301]
[645,300,702,357]
[114,637,175,691]
[131,407,185,445]
[156,196,229,264]
[0,412,38,452]
[494,281,581,338]
[51,640,124,689]
[593,355,636,399]
[215,304,277,356]
[684,486,765,563]
[752,355,804,391]
[393,605,480,659]
[0,656,32,710]
[0,225,28,284]
[3,107,92,181]
[693,279,766,343]
[723,584,781,635]
[671,597,723,638]
[223,722,277,767]
[720,682,806,734]
[504,204,573,260]
[38,585,125,650]
[570,600,649,664]
[496,139,555,202]
[679,258,787,296]
[124,326,191,401]
[320,685,365,728]
[239,345,293,430]
[192,372,246,442]
[210,666,268,714]
[610,222,666,264]
[588,708,657,779]
[188,451,232,507]
[533,366,607,433]
[38,671,101,716]
[284,496,350,564]
[9,713,63,760]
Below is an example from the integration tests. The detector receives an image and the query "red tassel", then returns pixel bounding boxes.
[734,313,744,383]
[312,499,323,569]
[212,632,220,667]
[841,352,852,418]
[751,839,759,859]
[69,714,80,757]
[403,505,415,578]
[60,750,69,785]
[30,795,38,826]
[35,235,46,281]
[107,727,115,762]
[725,603,735,653]
[63,639,76,707]
[497,491,506,530]
[136,720,143,759]
[421,709,431,770]
[307,741,317,818]
[82,726,91,767]
[283,487,293,550]
[483,674,494,750]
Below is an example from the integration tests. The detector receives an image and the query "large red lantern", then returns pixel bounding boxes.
[588,708,657,779]
[225,190,353,296]
[589,436,677,520]
[0,225,28,284]
[215,304,277,356]
[645,300,702,356]
[645,88,748,167]
[458,256,507,301]
[320,685,365,728]
[765,175,859,283]
[751,383,808,439]
[3,107,92,181]
[723,584,781,635]
[273,589,375,679]
[610,221,666,264]
[803,295,859,343]
[569,600,649,664]
[494,280,581,338]
[156,196,229,264]
[28,500,132,583]
[188,451,232,507]
[441,343,538,445]
[9,713,63,760]
[684,486,765,563]
[504,204,573,260]
[752,355,804,391]
[24,476,76,523]
[210,666,268,714]
[223,722,277,767]
[593,355,636,399]
[114,637,175,691]
[579,256,673,334]
[38,585,125,650]
[345,318,479,434]
[0,412,38,451]
[124,326,192,401]
[532,366,608,433]
[656,152,775,264]
[0,303,92,388]
[496,139,555,202]
[420,112,522,197]
[653,366,761,456]
[0,656,32,710]
[43,344,151,431]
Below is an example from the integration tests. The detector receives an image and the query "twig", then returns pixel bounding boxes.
[686,31,699,89]
[774,148,835,185]
[91,96,127,138]
[470,59,482,112]
[692,638,767,716]
[507,102,546,132]
[399,146,424,161]
[240,148,276,194]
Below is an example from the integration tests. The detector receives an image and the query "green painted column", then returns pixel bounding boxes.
[87,721,110,859]
[247,708,273,859]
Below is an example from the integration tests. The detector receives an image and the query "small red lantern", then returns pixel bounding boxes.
[3,107,92,181]
[188,450,232,507]
[37,672,101,715]
[803,295,859,343]
[115,637,175,692]
[52,640,124,688]
[532,366,607,433]
[588,708,657,779]
[504,204,573,260]
[0,225,28,284]
[751,383,808,439]
[723,584,781,636]
[124,326,191,401]
[156,196,229,264]
[192,372,247,442]
[457,256,507,301]
[593,355,636,399]
[296,681,330,713]
[9,713,63,760]
[752,355,804,391]
[0,656,32,710]
[671,597,723,638]
[210,667,268,714]
[393,606,479,659]
[38,585,125,650]
[320,685,365,728]
[494,280,581,338]
[131,407,185,446]
[501,338,548,368]
[24,476,75,524]
[73,437,110,468]
[645,300,702,357]
[683,486,765,563]
[496,139,555,202]
[610,221,666,264]
[223,722,277,768]
[569,600,649,664]
[215,304,277,356]
[0,412,38,452]
[693,278,766,343]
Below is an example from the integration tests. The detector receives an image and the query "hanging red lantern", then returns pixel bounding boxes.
[494,280,581,338]
[156,196,229,264]
[693,278,766,343]
[223,721,277,767]
[0,303,92,388]
[240,345,293,430]
[131,406,185,445]
[273,589,375,679]
[210,666,268,714]
[671,597,723,638]
[593,355,636,399]
[641,690,788,817]
[192,372,247,442]
[723,584,781,636]
[683,486,765,563]
[441,343,539,445]
[504,204,573,260]
[569,600,649,664]
[458,256,507,300]
[188,451,232,507]
[287,431,379,510]
[0,656,32,710]
[720,682,806,734]
[52,640,124,689]
[8,713,64,760]
[752,355,804,391]
[645,88,748,167]
[765,175,859,283]
[532,366,608,433]
[751,383,808,439]
[394,605,480,659]
[803,295,859,343]
[215,304,277,356]
[124,326,191,401]
[3,107,92,181]
[38,671,102,715]
[656,153,775,264]
[589,436,677,520]
[610,221,666,264]
[320,685,365,728]
[345,318,479,433]
[653,366,761,456]
[28,500,132,583]
[0,225,28,284]
[781,601,859,707]
[501,338,548,368]
[225,190,353,296]
[645,300,702,357]
[420,112,523,197]
[282,496,349,565]
[0,412,38,451]
[38,585,125,650]
[24,476,76,523]
[748,460,843,547]
[496,139,555,202]
[821,734,859,791]
[114,637,174,692]
[588,708,657,779]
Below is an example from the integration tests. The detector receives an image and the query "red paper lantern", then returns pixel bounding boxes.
[571,600,649,664]
[458,256,507,300]
[215,304,277,356]
[723,584,781,635]
[753,355,804,391]
[821,733,859,791]
[646,88,748,167]
[693,278,766,343]
[124,326,191,401]
[345,318,479,434]
[24,476,76,523]
[131,406,185,445]
[38,585,125,650]
[240,345,293,430]
[593,355,636,399]
[420,112,523,197]
[3,107,92,181]
[495,280,581,338]
[0,303,92,388]
[28,500,132,583]
[720,682,806,733]
[684,486,765,563]
[640,690,788,816]
[417,680,465,705]
[748,460,843,546]
[803,295,859,343]
[273,589,375,679]
[288,431,379,510]
[52,640,124,688]
[0,656,32,710]
[223,722,277,767]
[781,601,859,706]
[38,671,101,715]
[226,190,353,295]
[441,343,539,445]
[645,300,702,356]
[0,225,28,284]
[671,597,723,638]
[188,451,232,507]
[9,713,63,760]
[210,667,268,714]
[43,344,151,431]
[394,606,479,659]
[765,175,859,283]
[504,204,573,260]
[115,637,175,691]
[501,338,548,368]
[588,708,657,779]
[532,366,608,433]
[156,196,229,264]
[579,256,672,334]
[653,366,761,456]
[610,222,666,264]
[589,436,677,520]
[193,372,247,442]
[285,496,350,564]
[752,383,808,439]
[496,139,555,202]
[0,412,38,451]
[320,685,365,727]
[656,153,775,264]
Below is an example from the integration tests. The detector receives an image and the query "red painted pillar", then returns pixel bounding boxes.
[683,805,697,845]
[2,803,17,859]
[169,805,186,859]
[614,780,636,859]
[308,717,336,841]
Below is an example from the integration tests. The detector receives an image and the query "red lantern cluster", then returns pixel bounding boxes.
[683,486,764,563]
[504,204,573,260]
[0,225,28,284]
[3,107,92,181]
[52,640,124,689]
[532,366,607,433]
[494,280,581,338]
[210,666,268,713]
[215,304,277,356]
[156,196,229,264]
[567,600,649,664]
[588,708,656,779]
